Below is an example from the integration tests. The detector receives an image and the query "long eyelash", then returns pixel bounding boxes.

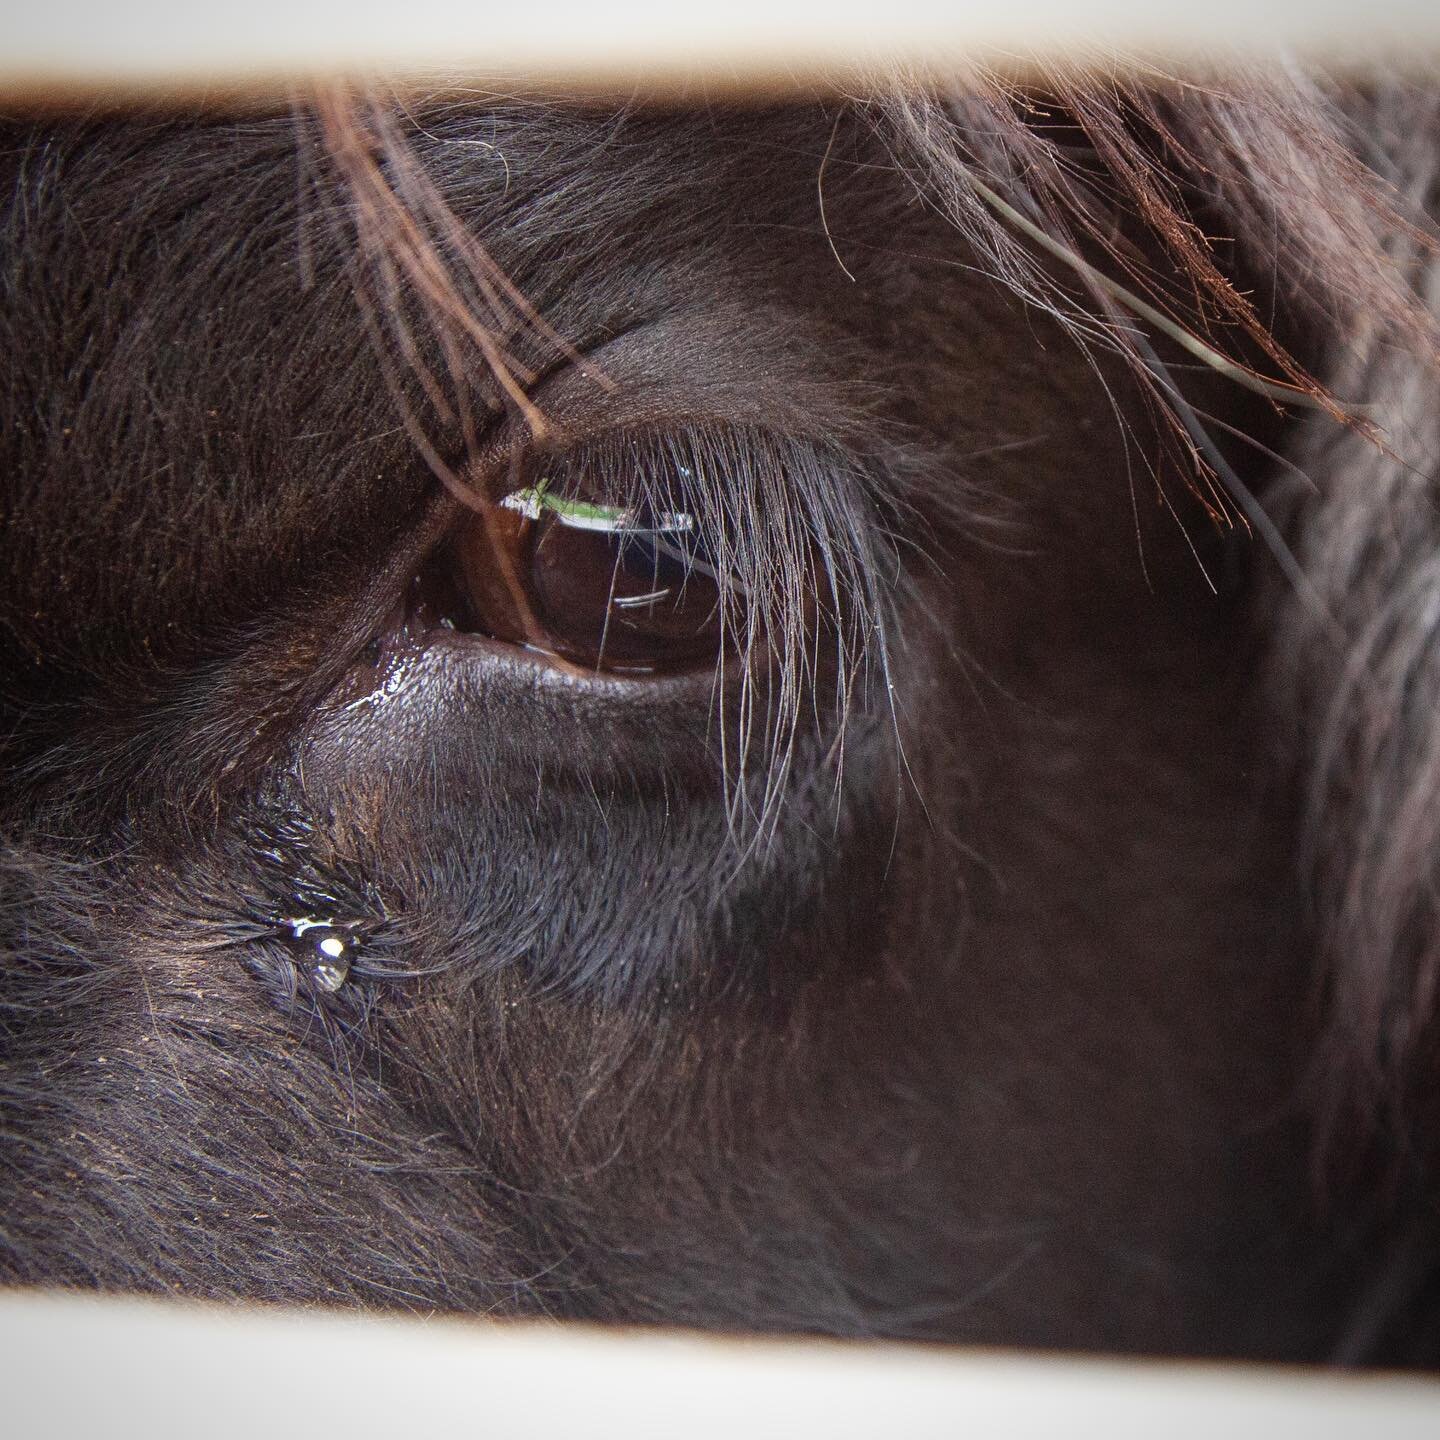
[533,426,905,850]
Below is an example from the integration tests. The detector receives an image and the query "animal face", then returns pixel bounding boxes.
[2,81,1438,1363]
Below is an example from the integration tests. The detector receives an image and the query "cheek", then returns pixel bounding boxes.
[257,606,903,1009]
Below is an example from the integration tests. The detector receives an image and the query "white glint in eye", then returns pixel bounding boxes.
[612,588,672,610]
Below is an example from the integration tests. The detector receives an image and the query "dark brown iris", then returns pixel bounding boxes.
[528,516,726,671]
[417,497,730,675]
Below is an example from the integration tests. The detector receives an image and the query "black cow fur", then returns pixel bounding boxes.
[2,73,1439,1364]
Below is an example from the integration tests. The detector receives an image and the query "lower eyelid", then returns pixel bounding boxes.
[300,625,729,825]
[355,609,732,709]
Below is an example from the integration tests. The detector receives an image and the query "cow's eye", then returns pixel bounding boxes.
[414,473,737,675]
[526,511,729,672]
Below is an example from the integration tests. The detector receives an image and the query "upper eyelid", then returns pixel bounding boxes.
[463,301,893,484]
